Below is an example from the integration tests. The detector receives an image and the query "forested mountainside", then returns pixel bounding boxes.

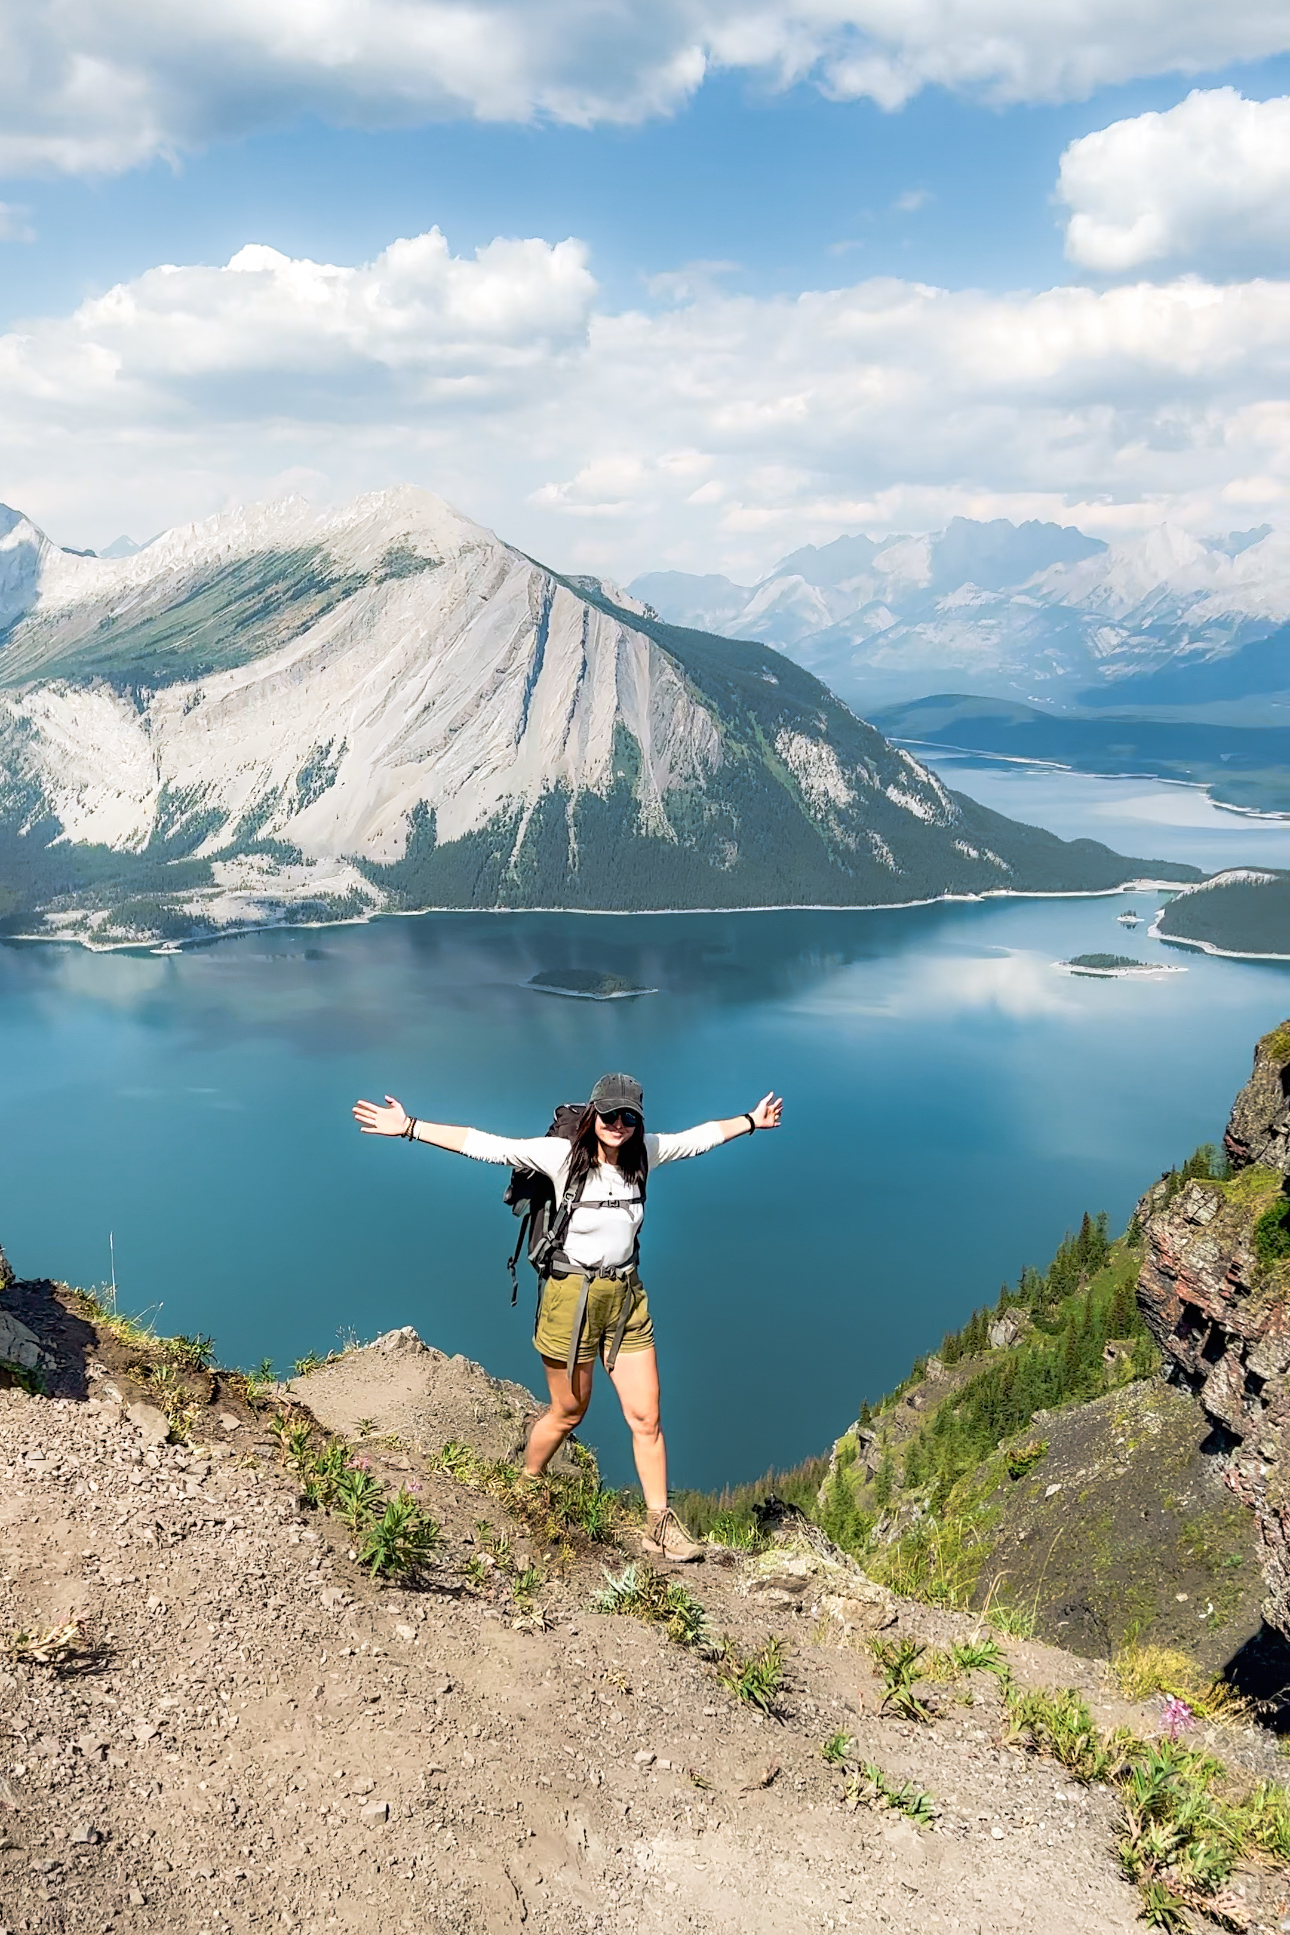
[682,1030,1290,1711]
[0,489,1194,944]
[1154,871,1290,960]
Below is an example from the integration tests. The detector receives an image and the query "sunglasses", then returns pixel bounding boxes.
[596,1108,641,1129]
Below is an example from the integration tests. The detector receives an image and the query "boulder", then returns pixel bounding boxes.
[0,1307,53,1376]
[126,1402,172,1448]
[819,1584,899,1635]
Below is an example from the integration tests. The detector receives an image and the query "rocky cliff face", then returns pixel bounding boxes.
[1137,1021,1290,1634]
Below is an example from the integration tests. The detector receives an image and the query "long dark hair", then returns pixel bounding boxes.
[567,1102,647,1194]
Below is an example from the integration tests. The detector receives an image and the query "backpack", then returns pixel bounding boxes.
[503,1104,647,1302]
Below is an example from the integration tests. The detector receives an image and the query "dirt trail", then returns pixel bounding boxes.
[1,1291,1288,1935]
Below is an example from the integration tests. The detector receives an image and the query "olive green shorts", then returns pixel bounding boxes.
[534,1271,654,1368]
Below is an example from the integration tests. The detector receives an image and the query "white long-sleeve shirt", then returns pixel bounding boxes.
[461,1123,726,1272]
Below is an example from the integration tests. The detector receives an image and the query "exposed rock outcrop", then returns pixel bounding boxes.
[287,1323,581,1473]
[1137,1020,1290,1635]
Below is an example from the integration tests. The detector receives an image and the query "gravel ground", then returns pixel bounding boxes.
[1,1292,1288,1935]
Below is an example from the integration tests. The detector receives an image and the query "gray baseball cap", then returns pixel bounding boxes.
[589,1072,644,1118]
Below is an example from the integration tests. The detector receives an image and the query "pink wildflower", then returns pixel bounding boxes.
[1159,1695,1195,1740]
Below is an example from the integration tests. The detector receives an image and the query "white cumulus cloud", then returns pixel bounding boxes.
[3,2,1290,175]
[6,226,1290,575]
[1060,88,1290,272]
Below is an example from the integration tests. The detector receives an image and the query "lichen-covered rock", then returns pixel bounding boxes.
[0,1241,13,1291]
[1137,1021,1290,1635]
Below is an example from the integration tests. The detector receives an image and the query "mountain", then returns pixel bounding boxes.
[869,693,1290,815]
[630,518,1290,716]
[0,488,1196,944]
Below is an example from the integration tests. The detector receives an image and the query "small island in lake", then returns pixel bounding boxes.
[527,968,658,1000]
[1057,953,1187,978]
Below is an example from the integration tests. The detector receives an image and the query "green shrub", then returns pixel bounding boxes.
[356,1489,443,1580]
[1255,1197,1290,1266]
[1005,1439,1048,1480]
[334,1466,384,1532]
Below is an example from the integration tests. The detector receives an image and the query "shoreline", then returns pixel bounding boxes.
[905,737,1290,825]
[0,877,1196,957]
[527,983,659,1000]
[1146,918,1290,964]
[1054,960,1187,979]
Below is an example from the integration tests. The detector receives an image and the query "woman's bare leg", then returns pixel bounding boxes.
[608,1347,667,1513]
[526,1356,595,1476]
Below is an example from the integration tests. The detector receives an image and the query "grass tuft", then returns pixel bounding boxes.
[870,1636,934,1722]
[949,1635,1008,1677]
[4,1615,94,1670]
[428,1438,635,1548]
[844,1761,938,1825]
[716,1635,786,1718]
[593,1562,717,1655]
[1112,1641,1246,1722]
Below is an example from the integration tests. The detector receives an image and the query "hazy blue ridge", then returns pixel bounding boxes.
[870,693,1290,815]
[1157,871,1290,958]
[1075,621,1290,710]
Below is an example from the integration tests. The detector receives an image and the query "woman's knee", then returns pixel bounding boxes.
[621,1399,660,1439]
[549,1394,588,1430]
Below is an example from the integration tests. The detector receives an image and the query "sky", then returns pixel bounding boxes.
[5,3,1290,583]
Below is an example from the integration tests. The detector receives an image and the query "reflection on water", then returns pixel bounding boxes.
[3,884,1288,1492]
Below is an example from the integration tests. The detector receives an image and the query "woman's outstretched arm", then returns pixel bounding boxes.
[714,1090,782,1141]
[651,1091,783,1163]
[352,1095,468,1152]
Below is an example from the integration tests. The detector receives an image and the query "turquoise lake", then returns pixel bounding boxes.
[3,759,1290,1491]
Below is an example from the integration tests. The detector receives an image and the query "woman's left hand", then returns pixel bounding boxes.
[750,1091,783,1131]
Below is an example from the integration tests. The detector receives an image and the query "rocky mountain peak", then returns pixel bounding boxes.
[1224,1022,1290,1175]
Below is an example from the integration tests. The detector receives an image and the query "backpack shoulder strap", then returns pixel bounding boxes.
[547,1162,588,1257]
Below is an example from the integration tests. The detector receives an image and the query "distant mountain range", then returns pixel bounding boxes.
[0,490,1194,943]
[630,517,1290,717]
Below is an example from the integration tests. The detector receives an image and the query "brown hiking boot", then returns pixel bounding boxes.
[641,1506,705,1564]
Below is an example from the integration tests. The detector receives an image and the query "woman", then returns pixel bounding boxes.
[352,1072,782,1562]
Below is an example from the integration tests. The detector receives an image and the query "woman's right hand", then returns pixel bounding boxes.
[353,1094,411,1137]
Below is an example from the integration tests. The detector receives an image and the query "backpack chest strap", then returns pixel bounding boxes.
[573,1196,643,1210]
